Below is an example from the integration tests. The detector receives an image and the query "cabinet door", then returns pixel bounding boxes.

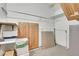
[42,31,55,48]
[18,22,29,38]
[29,23,39,50]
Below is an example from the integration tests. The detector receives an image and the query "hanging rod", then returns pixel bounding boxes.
[8,10,49,19]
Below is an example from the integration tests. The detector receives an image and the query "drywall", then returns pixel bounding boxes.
[69,25,79,55]
[0,3,69,48]
[0,3,7,41]
[6,3,54,47]
[7,3,53,19]
[69,20,79,25]
[51,4,69,48]
[55,15,69,48]
[0,18,54,47]
[51,4,63,16]
[0,3,54,47]
[0,3,7,18]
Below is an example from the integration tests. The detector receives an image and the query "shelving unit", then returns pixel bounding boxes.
[0,22,17,51]
[61,3,79,20]
[0,22,17,40]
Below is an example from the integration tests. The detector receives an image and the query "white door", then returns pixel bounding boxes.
[55,29,67,47]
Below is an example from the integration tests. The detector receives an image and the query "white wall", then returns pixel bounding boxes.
[51,4,63,16]
[6,3,54,47]
[0,18,54,47]
[0,3,54,47]
[7,3,53,19]
[0,3,7,18]
[55,15,69,48]
[0,3,7,40]
[0,18,54,48]
[0,3,69,48]
[51,4,69,48]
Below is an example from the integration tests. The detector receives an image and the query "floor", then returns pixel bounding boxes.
[30,45,70,56]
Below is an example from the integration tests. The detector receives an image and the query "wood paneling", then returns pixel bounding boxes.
[29,23,39,50]
[18,22,29,38]
[61,3,79,20]
[18,22,39,50]
[42,31,55,48]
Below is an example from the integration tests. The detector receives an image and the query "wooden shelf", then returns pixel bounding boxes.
[0,22,17,25]
[61,3,79,20]
[70,15,79,20]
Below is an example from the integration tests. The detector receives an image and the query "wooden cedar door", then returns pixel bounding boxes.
[18,22,29,38]
[18,22,39,50]
[42,31,55,48]
[29,23,39,50]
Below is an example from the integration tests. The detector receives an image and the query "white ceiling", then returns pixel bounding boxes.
[7,3,54,18]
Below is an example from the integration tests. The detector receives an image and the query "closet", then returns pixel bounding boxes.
[18,22,39,50]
